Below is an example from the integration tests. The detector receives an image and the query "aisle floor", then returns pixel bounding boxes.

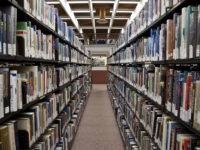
[71,84,124,150]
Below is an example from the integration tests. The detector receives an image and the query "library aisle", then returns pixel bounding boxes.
[71,84,124,150]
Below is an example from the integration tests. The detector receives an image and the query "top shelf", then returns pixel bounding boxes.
[7,0,90,59]
[109,0,193,58]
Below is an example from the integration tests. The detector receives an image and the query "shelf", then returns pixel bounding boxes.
[109,0,195,58]
[109,71,200,138]
[29,101,71,150]
[0,54,91,65]
[0,70,89,125]
[55,84,91,150]
[68,91,90,150]
[108,58,200,66]
[5,0,90,59]
[108,88,141,150]
[0,80,71,125]
[112,85,162,150]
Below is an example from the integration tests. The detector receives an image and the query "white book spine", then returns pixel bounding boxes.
[10,70,18,112]
[17,75,22,109]
[0,74,4,118]
[181,8,187,59]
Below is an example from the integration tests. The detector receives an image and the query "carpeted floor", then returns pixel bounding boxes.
[71,84,124,150]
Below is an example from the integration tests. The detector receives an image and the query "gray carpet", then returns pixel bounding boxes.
[71,84,124,150]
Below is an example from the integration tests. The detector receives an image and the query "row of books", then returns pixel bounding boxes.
[68,83,91,143]
[0,6,17,56]
[54,136,68,150]
[0,5,89,59]
[113,0,186,52]
[127,0,182,41]
[44,78,91,150]
[109,5,200,63]
[33,105,71,150]
[34,81,91,150]
[110,92,139,150]
[77,52,90,64]
[17,21,90,62]
[0,89,70,149]
[0,65,71,119]
[110,76,200,150]
[17,0,55,30]
[109,65,200,131]
[0,75,91,150]
[71,65,90,81]
[16,0,78,45]
[71,49,89,64]
[109,84,157,150]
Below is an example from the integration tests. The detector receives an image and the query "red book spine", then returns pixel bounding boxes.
[185,75,191,110]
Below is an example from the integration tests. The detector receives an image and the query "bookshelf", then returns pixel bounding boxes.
[108,0,200,149]
[108,0,198,58]
[0,0,92,150]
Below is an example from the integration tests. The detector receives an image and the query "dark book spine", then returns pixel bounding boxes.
[3,13,6,55]
[13,121,20,150]
[0,11,2,54]
[18,130,30,149]
[6,14,11,55]
[4,69,10,114]
[22,81,27,106]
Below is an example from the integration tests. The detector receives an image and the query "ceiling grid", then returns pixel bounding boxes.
[46,0,140,42]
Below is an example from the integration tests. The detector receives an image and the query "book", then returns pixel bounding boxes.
[180,7,187,59]
[0,10,3,54]
[10,70,18,112]
[0,71,3,119]
[197,5,200,57]
[16,22,28,57]
[188,6,198,58]
[193,81,200,131]
[2,6,17,56]
[166,19,173,60]
[0,68,10,115]
[0,125,9,150]
[6,122,16,150]
[17,117,31,149]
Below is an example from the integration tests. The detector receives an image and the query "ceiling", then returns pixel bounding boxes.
[46,0,140,44]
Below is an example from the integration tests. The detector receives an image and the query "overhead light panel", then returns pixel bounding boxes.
[110,10,133,13]
[67,1,139,4]
[46,1,60,4]
[73,10,96,13]
[119,1,139,4]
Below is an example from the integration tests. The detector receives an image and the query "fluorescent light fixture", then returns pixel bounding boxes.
[114,17,129,20]
[110,10,134,14]
[78,17,91,19]
[62,16,128,20]
[46,1,60,4]
[92,1,115,3]
[119,1,139,4]
[73,10,96,13]
[68,1,88,4]
[89,0,96,36]
[81,26,123,29]
[59,0,81,33]
[68,1,139,4]
[107,0,119,35]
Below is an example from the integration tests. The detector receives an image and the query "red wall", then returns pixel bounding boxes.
[91,70,107,84]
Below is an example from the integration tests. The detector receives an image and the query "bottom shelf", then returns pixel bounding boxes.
[67,83,92,150]
[107,86,139,150]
